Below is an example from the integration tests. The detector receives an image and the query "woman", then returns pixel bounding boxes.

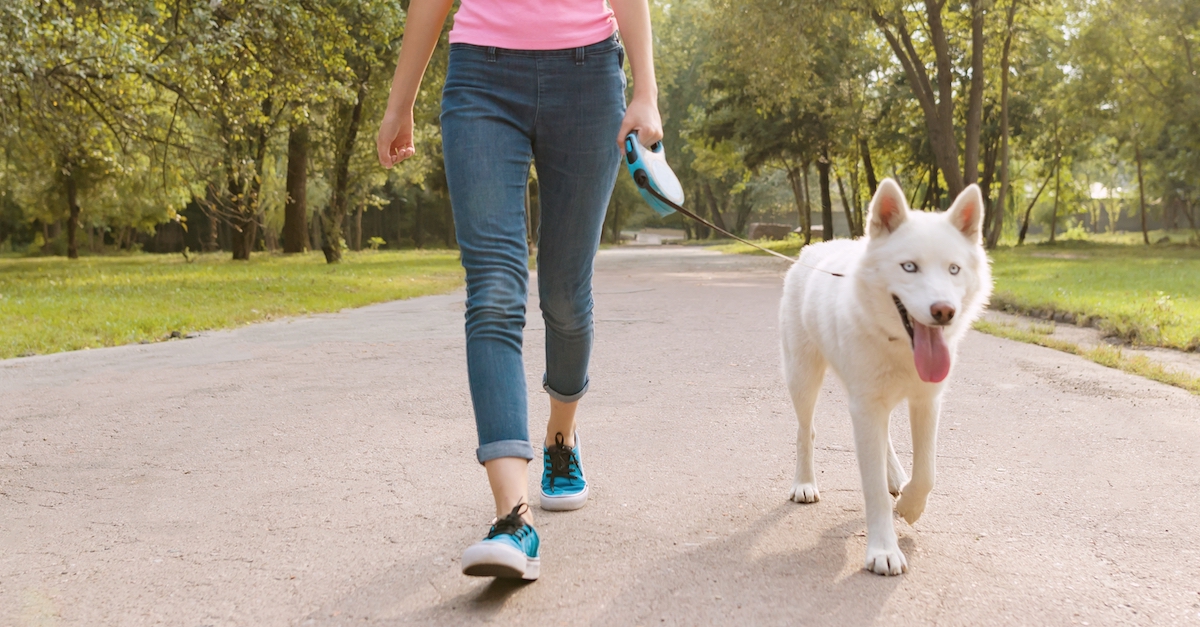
[377,0,662,581]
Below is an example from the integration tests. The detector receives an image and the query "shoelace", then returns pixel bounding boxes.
[486,502,530,540]
[545,432,579,490]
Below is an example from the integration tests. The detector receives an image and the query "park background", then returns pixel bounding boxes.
[1,0,1197,391]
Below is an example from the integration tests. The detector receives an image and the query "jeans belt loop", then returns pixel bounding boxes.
[486,46,497,63]
[575,46,585,66]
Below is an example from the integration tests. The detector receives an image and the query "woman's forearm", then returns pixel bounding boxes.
[384,0,455,115]
[609,0,658,102]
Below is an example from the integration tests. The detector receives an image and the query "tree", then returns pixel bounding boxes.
[148,0,345,260]
[0,0,172,258]
[869,0,987,197]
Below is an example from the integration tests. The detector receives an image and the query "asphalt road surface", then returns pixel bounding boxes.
[3,247,1198,626]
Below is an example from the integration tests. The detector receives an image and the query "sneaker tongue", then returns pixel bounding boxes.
[911,320,951,383]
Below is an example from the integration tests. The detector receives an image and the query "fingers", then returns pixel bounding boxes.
[616,118,637,146]
[637,124,663,147]
[377,136,393,168]
[377,136,415,169]
[377,112,416,169]
[616,101,664,147]
[617,122,663,148]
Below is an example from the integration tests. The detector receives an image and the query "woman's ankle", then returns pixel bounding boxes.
[544,431,575,448]
[546,398,579,448]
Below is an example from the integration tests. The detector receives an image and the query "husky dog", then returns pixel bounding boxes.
[779,179,992,576]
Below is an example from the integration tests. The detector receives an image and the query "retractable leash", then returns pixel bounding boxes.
[623,132,844,277]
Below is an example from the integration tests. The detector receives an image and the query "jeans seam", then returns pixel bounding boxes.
[533,58,543,135]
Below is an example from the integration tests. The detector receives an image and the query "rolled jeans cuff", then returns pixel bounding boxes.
[477,439,535,465]
[543,374,589,403]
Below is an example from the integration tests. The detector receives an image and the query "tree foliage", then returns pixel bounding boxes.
[2,0,1196,258]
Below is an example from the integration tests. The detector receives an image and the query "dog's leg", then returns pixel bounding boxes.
[849,398,908,576]
[886,437,908,497]
[896,394,940,525]
[785,346,825,504]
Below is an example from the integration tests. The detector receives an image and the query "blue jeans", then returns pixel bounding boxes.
[440,35,626,464]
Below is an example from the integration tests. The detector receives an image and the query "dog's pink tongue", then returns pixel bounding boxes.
[912,320,951,383]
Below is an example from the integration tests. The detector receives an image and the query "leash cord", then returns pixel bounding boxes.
[634,172,845,278]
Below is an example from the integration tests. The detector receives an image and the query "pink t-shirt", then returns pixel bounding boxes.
[449,0,617,50]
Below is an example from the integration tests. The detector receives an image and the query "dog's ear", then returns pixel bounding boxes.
[946,184,985,243]
[868,178,908,238]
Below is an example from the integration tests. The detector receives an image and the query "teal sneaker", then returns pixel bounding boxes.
[540,432,589,511]
[461,504,540,580]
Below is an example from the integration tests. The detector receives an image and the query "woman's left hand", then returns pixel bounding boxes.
[618,95,663,147]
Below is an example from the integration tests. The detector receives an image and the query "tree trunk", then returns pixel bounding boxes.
[860,137,878,197]
[1134,133,1149,245]
[835,171,859,237]
[322,71,370,263]
[264,223,278,252]
[989,0,1020,249]
[734,191,754,235]
[849,165,864,236]
[703,182,729,236]
[229,99,272,261]
[979,134,999,224]
[310,208,323,251]
[205,204,219,252]
[1018,159,1058,245]
[611,198,621,243]
[870,2,965,197]
[690,183,710,239]
[231,216,257,260]
[283,123,309,253]
[63,163,81,259]
[817,151,834,241]
[1049,159,1061,244]
[414,194,424,248]
[916,160,936,210]
[353,205,364,251]
[786,165,810,244]
[801,163,813,243]
[963,0,986,185]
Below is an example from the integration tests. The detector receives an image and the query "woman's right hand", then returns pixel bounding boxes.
[377,108,416,169]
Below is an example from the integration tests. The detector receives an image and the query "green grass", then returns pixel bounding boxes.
[989,241,1200,351]
[0,250,464,359]
[975,320,1200,395]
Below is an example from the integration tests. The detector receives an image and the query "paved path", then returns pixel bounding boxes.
[3,247,1198,627]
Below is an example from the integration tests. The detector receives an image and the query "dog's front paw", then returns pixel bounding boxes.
[864,545,908,576]
[788,482,820,504]
[895,489,927,525]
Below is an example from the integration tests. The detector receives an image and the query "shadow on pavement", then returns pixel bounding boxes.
[444,577,533,615]
[588,503,905,625]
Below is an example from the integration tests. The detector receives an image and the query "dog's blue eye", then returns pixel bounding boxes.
[901,262,918,273]
[949,264,961,275]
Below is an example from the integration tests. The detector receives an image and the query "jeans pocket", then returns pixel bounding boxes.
[617,45,625,70]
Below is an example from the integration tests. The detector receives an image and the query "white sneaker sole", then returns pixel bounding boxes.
[461,541,540,580]
[539,484,589,511]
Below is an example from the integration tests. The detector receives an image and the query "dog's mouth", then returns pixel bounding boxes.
[892,296,915,344]
[892,295,951,384]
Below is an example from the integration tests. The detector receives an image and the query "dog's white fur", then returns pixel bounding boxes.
[779,179,992,576]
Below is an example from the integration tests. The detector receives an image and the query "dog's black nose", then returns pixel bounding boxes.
[930,302,955,324]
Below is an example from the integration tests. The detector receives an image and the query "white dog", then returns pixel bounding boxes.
[779,178,992,575]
